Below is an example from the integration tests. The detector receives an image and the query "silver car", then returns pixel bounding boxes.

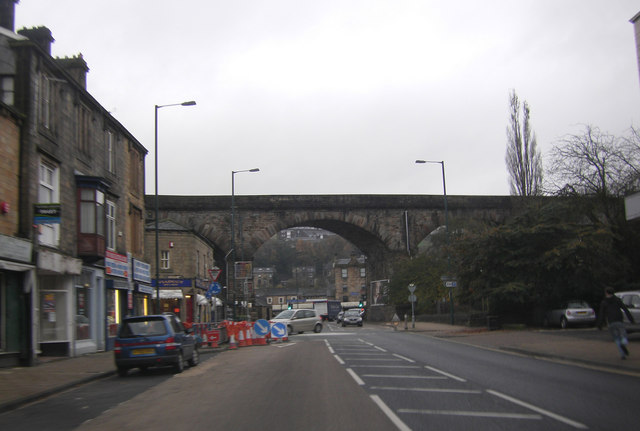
[615,291,640,333]
[544,300,596,329]
[271,309,323,334]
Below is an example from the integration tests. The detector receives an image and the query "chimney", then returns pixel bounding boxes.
[0,0,18,32]
[55,54,89,89]
[17,26,54,56]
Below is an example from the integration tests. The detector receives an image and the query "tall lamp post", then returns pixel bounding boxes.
[415,159,453,325]
[154,100,196,312]
[230,168,260,319]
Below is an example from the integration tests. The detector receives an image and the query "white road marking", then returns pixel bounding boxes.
[398,408,542,420]
[374,346,387,352]
[362,374,447,380]
[333,354,345,365]
[350,365,420,368]
[487,390,588,429]
[424,365,467,382]
[370,395,412,431]
[371,386,482,394]
[392,353,415,363]
[346,368,365,385]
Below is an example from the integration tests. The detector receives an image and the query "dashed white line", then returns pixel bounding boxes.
[371,386,482,394]
[333,354,345,365]
[346,368,365,385]
[362,374,447,380]
[370,395,412,431]
[398,408,542,420]
[392,353,415,363]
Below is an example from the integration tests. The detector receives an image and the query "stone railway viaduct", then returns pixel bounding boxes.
[146,194,517,282]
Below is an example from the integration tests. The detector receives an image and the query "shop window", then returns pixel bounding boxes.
[40,289,69,342]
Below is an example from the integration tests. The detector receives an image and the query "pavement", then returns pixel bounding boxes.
[1,321,639,414]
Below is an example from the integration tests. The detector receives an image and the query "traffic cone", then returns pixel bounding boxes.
[238,326,247,347]
[245,325,253,347]
[228,332,238,350]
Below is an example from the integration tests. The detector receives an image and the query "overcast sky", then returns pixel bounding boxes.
[14,0,640,197]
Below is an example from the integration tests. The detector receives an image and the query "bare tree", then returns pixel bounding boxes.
[547,125,631,198]
[505,90,543,196]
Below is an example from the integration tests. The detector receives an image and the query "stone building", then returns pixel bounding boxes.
[144,220,216,323]
[0,0,149,360]
[333,254,368,306]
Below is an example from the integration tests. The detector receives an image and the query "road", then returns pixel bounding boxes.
[1,323,639,430]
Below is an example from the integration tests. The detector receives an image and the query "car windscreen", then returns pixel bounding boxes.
[344,310,360,316]
[119,318,167,338]
[274,310,295,319]
[566,301,590,309]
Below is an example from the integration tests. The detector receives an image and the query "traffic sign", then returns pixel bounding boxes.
[254,319,270,337]
[408,294,417,303]
[271,322,287,338]
[209,282,221,294]
[445,281,457,288]
[208,267,222,281]
[408,283,416,293]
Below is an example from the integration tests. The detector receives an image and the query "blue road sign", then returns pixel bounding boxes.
[209,282,221,295]
[254,319,270,336]
[271,322,287,338]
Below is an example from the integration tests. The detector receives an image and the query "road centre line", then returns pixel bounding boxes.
[346,368,365,385]
[487,390,588,429]
[392,353,415,363]
[370,395,412,431]
[371,386,482,394]
[397,408,542,421]
[424,365,467,382]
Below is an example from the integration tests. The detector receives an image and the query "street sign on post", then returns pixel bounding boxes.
[407,284,416,329]
[408,283,416,293]
[208,267,222,281]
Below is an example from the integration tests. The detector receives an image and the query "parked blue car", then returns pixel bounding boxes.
[114,313,199,377]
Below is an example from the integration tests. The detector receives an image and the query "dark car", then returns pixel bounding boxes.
[342,309,363,327]
[114,313,199,376]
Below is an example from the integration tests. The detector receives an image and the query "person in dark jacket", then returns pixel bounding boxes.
[597,287,635,359]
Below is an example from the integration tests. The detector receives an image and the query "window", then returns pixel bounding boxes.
[76,104,91,155]
[342,285,348,293]
[38,161,60,247]
[106,200,116,251]
[267,297,273,305]
[161,250,170,269]
[40,75,51,129]
[0,76,14,105]
[105,130,115,173]
[79,189,104,235]
[341,268,348,279]
[360,268,366,277]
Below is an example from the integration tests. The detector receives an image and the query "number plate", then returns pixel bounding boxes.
[132,348,155,355]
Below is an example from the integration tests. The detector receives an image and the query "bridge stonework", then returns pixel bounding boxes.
[146,194,515,280]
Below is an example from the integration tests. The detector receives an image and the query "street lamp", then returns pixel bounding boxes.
[415,159,453,325]
[231,168,260,320]
[154,100,196,312]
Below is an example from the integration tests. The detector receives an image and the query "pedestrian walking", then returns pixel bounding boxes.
[597,286,635,359]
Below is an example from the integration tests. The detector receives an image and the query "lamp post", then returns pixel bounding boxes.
[230,168,260,319]
[415,159,453,325]
[154,100,196,313]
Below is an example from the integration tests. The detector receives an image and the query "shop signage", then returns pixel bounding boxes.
[152,278,192,288]
[132,259,151,283]
[105,250,129,278]
[33,203,61,224]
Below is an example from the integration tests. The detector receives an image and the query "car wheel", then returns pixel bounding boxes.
[188,348,199,367]
[314,323,322,333]
[174,352,185,373]
[287,325,294,336]
[117,366,128,377]
[560,317,568,329]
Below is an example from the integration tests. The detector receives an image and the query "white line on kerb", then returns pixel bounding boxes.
[487,389,588,429]
[346,368,365,385]
[424,365,467,382]
[370,394,412,431]
[392,353,415,363]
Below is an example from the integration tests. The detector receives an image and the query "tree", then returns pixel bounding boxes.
[505,90,543,196]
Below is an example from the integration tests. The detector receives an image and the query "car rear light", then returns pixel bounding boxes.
[162,336,179,351]
[114,340,122,354]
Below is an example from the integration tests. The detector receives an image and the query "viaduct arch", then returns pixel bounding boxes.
[146,194,516,281]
